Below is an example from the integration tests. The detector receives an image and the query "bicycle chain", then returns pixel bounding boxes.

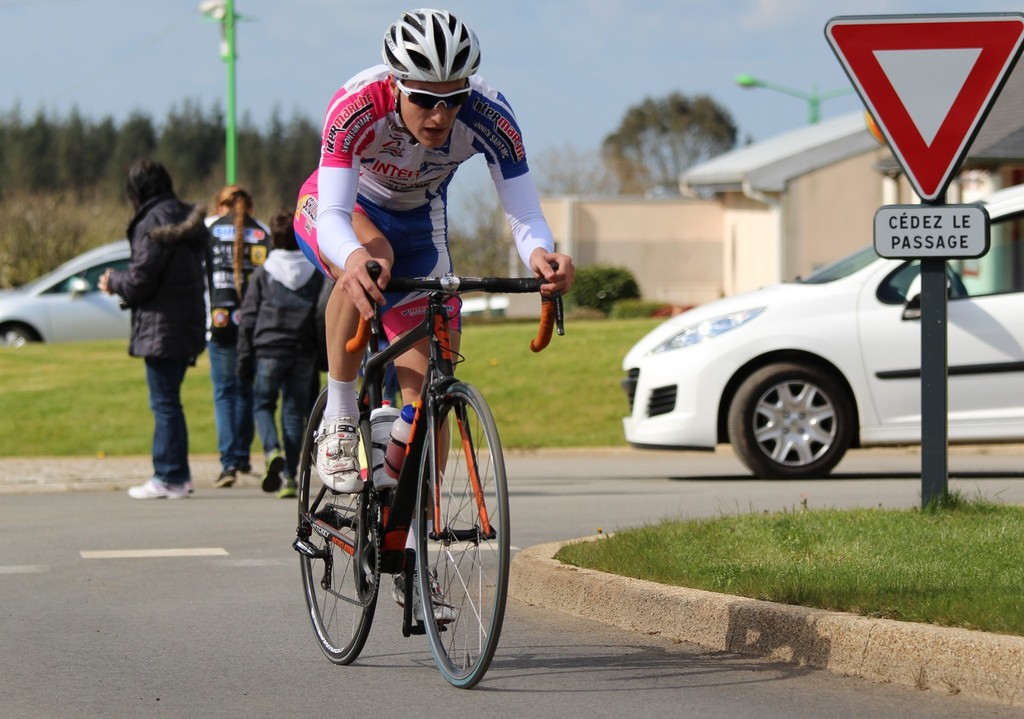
[316,491,382,609]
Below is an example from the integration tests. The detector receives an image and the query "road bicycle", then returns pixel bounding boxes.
[292,262,564,688]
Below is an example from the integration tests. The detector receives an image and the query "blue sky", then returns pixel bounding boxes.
[5,0,1024,199]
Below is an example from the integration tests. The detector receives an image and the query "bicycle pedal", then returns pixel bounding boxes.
[292,537,329,559]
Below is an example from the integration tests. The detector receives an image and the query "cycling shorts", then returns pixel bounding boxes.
[294,188,461,341]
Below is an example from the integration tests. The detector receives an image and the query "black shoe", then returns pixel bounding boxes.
[261,451,285,493]
[238,462,252,474]
[213,467,237,488]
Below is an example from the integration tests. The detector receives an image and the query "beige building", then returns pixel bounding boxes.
[540,113,894,305]
[539,196,723,307]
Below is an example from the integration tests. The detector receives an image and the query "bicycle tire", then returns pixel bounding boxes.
[297,388,378,664]
[416,382,510,688]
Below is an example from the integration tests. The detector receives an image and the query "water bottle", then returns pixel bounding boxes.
[370,402,400,489]
[384,403,416,484]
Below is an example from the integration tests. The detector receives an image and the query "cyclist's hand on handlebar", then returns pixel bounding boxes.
[530,249,575,296]
[341,249,390,320]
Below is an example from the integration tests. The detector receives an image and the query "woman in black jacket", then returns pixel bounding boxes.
[100,159,209,499]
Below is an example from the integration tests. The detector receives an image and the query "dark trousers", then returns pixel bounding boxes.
[253,355,317,480]
[144,356,192,485]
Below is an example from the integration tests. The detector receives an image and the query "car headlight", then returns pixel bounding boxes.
[647,307,766,354]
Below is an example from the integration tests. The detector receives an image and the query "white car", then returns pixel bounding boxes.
[0,241,131,346]
[622,184,1024,479]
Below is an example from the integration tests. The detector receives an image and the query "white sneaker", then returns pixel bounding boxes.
[393,570,457,624]
[315,417,364,493]
[128,478,190,500]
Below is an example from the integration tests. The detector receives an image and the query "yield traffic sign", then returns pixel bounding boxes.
[826,14,1024,201]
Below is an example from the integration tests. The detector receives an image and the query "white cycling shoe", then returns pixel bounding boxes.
[315,417,364,493]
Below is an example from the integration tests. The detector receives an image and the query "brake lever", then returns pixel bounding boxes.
[552,291,565,336]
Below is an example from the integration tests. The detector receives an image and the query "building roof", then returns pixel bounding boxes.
[680,112,879,194]
[685,65,1024,193]
[957,63,1024,163]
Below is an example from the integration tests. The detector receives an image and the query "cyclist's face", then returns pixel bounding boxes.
[390,77,467,148]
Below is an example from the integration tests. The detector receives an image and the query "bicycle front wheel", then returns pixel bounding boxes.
[296,389,378,664]
[417,382,510,688]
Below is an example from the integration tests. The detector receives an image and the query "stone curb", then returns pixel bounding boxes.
[510,538,1024,708]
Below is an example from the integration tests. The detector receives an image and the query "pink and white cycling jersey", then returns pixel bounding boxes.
[295,64,554,278]
[319,65,530,208]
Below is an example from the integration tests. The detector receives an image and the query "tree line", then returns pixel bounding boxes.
[0,91,737,288]
[0,101,319,208]
[0,102,321,287]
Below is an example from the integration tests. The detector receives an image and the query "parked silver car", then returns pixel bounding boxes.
[0,241,130,346]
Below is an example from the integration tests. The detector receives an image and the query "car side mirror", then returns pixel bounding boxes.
[901,272,955,320]
[902,276,922,320]
[68,277,91,297]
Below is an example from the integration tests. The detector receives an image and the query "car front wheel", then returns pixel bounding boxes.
[727,362,853,479]
[1,324,38,348]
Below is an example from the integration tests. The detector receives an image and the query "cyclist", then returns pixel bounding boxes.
[293,7,574,494]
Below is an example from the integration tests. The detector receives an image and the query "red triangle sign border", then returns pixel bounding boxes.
[826,14,1024,201]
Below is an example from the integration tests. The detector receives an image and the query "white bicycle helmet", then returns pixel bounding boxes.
[383,9,481,82]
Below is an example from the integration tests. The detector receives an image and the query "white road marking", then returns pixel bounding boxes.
[80,548,229,559]
[0,565,49,574]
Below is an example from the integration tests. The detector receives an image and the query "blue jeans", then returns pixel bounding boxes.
[253,355,317,480]
[208,339,254,471]
[145,357,192,485]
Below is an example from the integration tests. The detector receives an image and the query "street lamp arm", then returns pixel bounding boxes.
[736,74,811,100]
[817,86,856,101]
[735,73,855,124]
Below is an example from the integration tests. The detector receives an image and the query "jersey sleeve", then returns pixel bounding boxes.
[319,83,387,170]
[315,77,390,269]
[491,170,556,269]
[316,166,364,271]
[464,89,530,181]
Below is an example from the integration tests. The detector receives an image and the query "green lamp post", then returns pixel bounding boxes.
[200,0,239,184]
[735,73,854,124]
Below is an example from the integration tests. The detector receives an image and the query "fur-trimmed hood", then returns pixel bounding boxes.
[149,204,209,248]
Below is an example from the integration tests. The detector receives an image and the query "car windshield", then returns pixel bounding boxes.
[795,246,879,284]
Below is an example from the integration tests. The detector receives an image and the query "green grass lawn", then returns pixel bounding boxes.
[0,317,660,456]
[556,496,1024,637]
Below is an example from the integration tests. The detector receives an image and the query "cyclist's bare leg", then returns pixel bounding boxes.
[322,213,394,385]
[393,330,459,482]
[392,329,461,407]
[315,214,393,487]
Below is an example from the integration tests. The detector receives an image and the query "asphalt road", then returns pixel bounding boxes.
[2,445,1023,718]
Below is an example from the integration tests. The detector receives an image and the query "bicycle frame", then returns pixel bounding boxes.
[358,290,465,574]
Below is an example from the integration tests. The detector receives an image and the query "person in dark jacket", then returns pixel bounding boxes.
[237,212,323,498]
[99,159,208,500]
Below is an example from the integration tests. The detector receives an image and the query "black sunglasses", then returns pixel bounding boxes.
[395,79,471,110]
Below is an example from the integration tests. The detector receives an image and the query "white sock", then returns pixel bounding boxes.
[326,377,359,421]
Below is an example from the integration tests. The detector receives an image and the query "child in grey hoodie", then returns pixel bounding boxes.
[237,212,324,497]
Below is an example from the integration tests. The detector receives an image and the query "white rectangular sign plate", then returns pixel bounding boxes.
[873,204,990,259]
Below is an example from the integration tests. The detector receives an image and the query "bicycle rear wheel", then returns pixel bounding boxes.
[296,388,378,664]
[416,382,510,688]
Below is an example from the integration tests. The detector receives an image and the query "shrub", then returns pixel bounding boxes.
[609,299,670,319]
[569,265,640,315]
